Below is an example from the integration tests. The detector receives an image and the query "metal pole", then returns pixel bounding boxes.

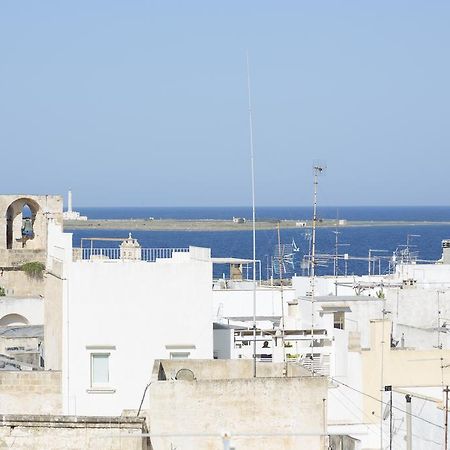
[384,385,393,450]
[323,397,328,450]
[445,386,449,450]
[390,388,393,450]
[406,394,412,450]
[333,229,339,296]
[438,291,442,349]
[277,223,287,373]
[246,52,257,378]
[380,315,386,448]
[259,260,261,284]
[310,166,322,374]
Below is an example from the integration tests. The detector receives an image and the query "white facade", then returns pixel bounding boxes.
[62,247,213,416]
[213,282,296,322]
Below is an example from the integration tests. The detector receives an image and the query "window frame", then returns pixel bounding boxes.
[90,352,110,387]
[86,345,116,394]
[170,351,191,360]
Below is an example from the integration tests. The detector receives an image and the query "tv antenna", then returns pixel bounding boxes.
[310,163,326,374]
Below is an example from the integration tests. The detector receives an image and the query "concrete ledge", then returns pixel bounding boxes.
[0,414,147,430]
[153,358,312,381]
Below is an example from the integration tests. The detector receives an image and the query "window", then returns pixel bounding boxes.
[91,353,109,385]
[91,353,110,387]
[170,352,190,360]
[165,344,195,359]
[86,345,115,393]
[334,311,345,330]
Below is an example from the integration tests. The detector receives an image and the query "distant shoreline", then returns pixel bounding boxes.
[63,219,450,232]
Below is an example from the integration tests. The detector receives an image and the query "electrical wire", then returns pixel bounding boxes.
[330,388,377,434]
[334,383,444,447]
[331,377,445,430]
[333,385,381,422]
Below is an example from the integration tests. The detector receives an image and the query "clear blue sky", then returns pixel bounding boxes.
[1,1,449,207]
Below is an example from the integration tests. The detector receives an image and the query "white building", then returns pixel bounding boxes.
[62,246,213,416]
[210,240,450,448]
[0,194,214,417]
[5,193,450,447]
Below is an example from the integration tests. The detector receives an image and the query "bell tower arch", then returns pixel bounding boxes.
[0,195,63,267]
[6,197,41,249]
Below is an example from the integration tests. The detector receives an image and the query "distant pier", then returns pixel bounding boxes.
[63,218,450,232]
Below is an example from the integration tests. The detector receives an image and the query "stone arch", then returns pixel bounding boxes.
[5,198,41,249]
[0,313,29,326]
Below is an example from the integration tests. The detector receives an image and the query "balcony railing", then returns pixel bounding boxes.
[73,247,189,262]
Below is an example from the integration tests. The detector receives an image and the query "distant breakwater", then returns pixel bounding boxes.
[63,219,450,232]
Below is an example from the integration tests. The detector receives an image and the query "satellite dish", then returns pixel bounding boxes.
[175,368,195,381]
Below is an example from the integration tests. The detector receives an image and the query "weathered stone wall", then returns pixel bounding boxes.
[0,371,61,415]
[148,376,327,450]
[0,249,47,269]
[43,272,63,370]
[0,270,45,297]
[0,415,149,450]
[153,359,311,382]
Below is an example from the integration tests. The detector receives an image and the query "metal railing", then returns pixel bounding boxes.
[74,247,189,262]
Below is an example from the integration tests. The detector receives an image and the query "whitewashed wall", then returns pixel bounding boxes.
[213,286,296,321]
[63,248,213,416]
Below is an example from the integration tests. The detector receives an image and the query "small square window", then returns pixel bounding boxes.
[91,353,110,386]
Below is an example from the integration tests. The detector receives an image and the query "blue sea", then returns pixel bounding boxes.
[67,206,450,279]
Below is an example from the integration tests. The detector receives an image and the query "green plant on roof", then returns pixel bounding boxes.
[20,261,45,280]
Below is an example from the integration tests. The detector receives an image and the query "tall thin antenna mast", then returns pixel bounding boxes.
[246,52,257,378]
[277,222,287,374]
[333,226,340,296]
[310,164,324,375]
